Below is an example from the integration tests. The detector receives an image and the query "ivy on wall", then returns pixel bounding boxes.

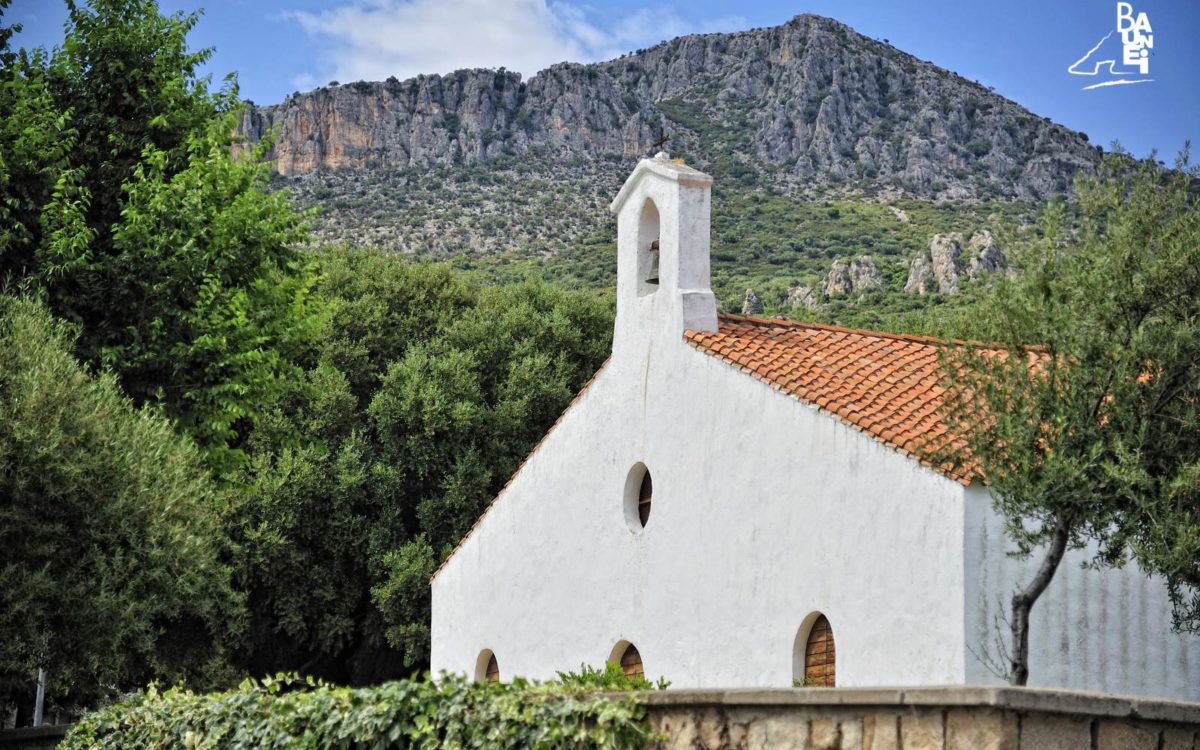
[59,673,652,749]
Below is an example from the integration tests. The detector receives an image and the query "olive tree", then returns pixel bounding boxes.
[939,150,1200,684]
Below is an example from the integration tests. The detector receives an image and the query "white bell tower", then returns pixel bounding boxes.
[608,154,718,358]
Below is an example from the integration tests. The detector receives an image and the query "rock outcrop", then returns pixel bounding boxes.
[904,231,1004,295]
[966,230,1004,276]
[786,285,821,311]
[742,289,764,315]
[903,255,935,295]
[237,14,1101,201]
[824,256,882,297]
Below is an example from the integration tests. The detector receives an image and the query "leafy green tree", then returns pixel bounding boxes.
[0,3,79,280]
[315,248,477,405]
[227,249,612,682]
[938,150,1200,685]
[94,112,321,472]
[0,0,322,472]
[0,297,243,718]
[46,0,221,265]
[371,537,436,669]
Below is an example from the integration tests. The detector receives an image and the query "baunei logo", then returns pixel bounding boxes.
[1068,2,1154,90]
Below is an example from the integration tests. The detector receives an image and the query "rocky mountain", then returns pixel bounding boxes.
[235,13,1100,322]
[241,14,1098,199]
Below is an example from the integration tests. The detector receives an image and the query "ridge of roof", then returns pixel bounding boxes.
[719,313,1035,355]
[717,313,960,348]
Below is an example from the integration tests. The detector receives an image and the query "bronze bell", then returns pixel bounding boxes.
[646,239,660,285]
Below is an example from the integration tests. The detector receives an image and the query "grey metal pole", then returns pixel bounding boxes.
[32,668,45,727]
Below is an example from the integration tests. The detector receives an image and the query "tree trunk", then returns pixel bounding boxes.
[1010,516,1071,685]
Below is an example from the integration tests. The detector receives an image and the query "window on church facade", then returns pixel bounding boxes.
[623,464,653,531]
[638,471,652,526]
[617,643,644,679]
[475,649,499,683]
[803,615,835,687]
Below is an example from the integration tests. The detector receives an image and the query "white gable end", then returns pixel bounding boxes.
[431,324,971,688]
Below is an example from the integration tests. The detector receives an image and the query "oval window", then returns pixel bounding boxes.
[623,464,653,531]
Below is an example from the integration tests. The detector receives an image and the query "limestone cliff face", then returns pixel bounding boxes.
[237,72,526,174]
[237,14,1100,200]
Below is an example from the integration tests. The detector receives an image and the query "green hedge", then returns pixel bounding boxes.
[60,674,651,749]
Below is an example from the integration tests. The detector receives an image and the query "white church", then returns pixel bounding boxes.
[429,156,1198,700]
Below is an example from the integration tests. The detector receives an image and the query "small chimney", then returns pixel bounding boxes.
[608,155,717,355]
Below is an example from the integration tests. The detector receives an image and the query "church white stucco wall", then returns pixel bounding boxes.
[430,335,972,688]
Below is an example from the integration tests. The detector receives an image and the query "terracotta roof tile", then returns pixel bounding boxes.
[685,314,980,484]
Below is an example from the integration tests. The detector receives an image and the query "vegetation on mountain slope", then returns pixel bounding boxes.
[275,156,1035,326]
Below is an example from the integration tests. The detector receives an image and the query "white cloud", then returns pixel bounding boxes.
[283,0,745,88]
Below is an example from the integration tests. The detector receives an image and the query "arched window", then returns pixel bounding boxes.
[637,198,660,296]
[623,464,653,530]
[610,641,644,679]
[475,649,499,683]
[793,613,836,687]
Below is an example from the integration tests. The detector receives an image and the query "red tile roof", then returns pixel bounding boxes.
[686,314,978,484]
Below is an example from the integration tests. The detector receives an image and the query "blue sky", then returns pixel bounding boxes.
[7,0,1198,159]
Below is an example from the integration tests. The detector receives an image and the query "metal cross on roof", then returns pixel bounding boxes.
[651,132,670,153]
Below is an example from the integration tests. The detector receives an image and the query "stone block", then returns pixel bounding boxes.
[863,713,900,750]
[745,713,808,750]
[945,709,1017,750]
[810,719,839,750]
[651,712,696,750]
[1096,722,1158,750]
[840,718,864,750]
[899,710,944,750]
[1019,714,1092,750]
[1160,728,1196,750]
[653,707,729,750]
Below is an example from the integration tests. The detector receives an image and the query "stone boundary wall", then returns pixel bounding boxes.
[3,687,1197,749]
[640,687,1200,750]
